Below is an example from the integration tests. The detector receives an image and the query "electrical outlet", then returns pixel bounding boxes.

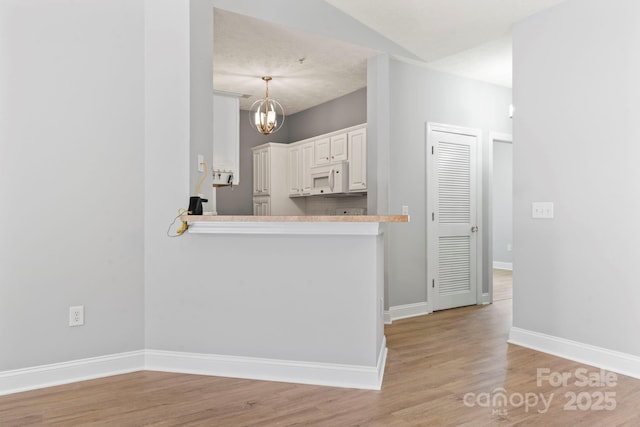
[69,305,84,327]
[197,155,204,172]
[402,205,409,215]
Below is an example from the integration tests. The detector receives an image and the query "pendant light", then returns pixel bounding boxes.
[249,76,285,135]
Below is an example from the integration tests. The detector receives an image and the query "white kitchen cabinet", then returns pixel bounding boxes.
[348,127,367,192]
[252,143,306,215]
[301,141,314,195]
[288,145,302,196]
[212,93,240,185]
[252,146,270,195]
[330,133,348,162]
[288,140,314,196]
[313,133,348,166]
[314,137,331,165]
[253,196,271,216]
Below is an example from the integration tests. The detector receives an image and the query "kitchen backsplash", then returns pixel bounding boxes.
[304,195,367,215]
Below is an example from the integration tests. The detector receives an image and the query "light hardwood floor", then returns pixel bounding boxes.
[493,268,513,301]
[2,281,640,426]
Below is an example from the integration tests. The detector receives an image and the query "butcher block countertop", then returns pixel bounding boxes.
[185,215,409,223]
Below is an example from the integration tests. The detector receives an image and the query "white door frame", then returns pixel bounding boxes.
[486,131,513,304]
[426,122,483,312]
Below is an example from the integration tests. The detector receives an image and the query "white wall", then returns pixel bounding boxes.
[145,0,383,366]
[387,60,512,307]
[0,0,145,370]
[512,0,640,354]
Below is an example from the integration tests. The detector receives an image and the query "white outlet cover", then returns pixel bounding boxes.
[532,202,554,219]
[69,305,84,327]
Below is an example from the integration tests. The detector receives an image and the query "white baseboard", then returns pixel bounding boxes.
[509,327,640,380]
[384,311,392,324]
[493,261,513,270]
[146,338,387,391]
[385,302,429,323]
[0,350,145,396]
[481,292,491,305]
[0,341,388,396]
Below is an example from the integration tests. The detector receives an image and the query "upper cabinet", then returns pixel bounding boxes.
[330,133,348,162]
[314,137,331,165]
[212,92,240,185]
[287,124,367,196]
[313,133,348,166]
[347,127,367,192]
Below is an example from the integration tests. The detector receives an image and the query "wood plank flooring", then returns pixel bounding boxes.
[2,274,639,426]
[493,269,513,301]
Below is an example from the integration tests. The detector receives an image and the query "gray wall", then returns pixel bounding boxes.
[0,0,145,370]
[287,88,367,141]
[493,141,513,266]
[386,59,512,307]
[512,0,640,354]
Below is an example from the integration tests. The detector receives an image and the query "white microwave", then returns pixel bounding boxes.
[310,161,349,195]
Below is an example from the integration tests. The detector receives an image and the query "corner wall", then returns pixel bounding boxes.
[511,0,640,360]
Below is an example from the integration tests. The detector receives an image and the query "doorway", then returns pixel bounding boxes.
[489,133,513,302]
[427,123,482,311]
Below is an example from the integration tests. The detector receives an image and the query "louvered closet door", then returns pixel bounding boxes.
[430,129,478,311]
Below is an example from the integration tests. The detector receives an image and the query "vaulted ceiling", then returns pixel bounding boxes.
[213,0,567,114]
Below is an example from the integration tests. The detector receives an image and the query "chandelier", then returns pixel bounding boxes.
[249,76,285,135]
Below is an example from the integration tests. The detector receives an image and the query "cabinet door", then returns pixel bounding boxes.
[348,128,367,192]
[260,149,270,194]
[330,133,348,161]
[301,142,314,195]
[314,137,331,165]
[263,197,271,215]
[253,197,270,216]
[252,147,271,195]
[288,146,301,196]
[252,150,261,195]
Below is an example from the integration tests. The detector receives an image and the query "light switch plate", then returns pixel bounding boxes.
[532,202,554,219]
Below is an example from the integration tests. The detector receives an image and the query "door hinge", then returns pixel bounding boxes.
[431,146,434,155]
[432,212,435,221]
[432,279,435,288]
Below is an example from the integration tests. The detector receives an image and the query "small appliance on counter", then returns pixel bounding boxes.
[188,196,208,215]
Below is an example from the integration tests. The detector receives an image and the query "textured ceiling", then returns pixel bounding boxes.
[213,9,379,114]
[213,1,567,114]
